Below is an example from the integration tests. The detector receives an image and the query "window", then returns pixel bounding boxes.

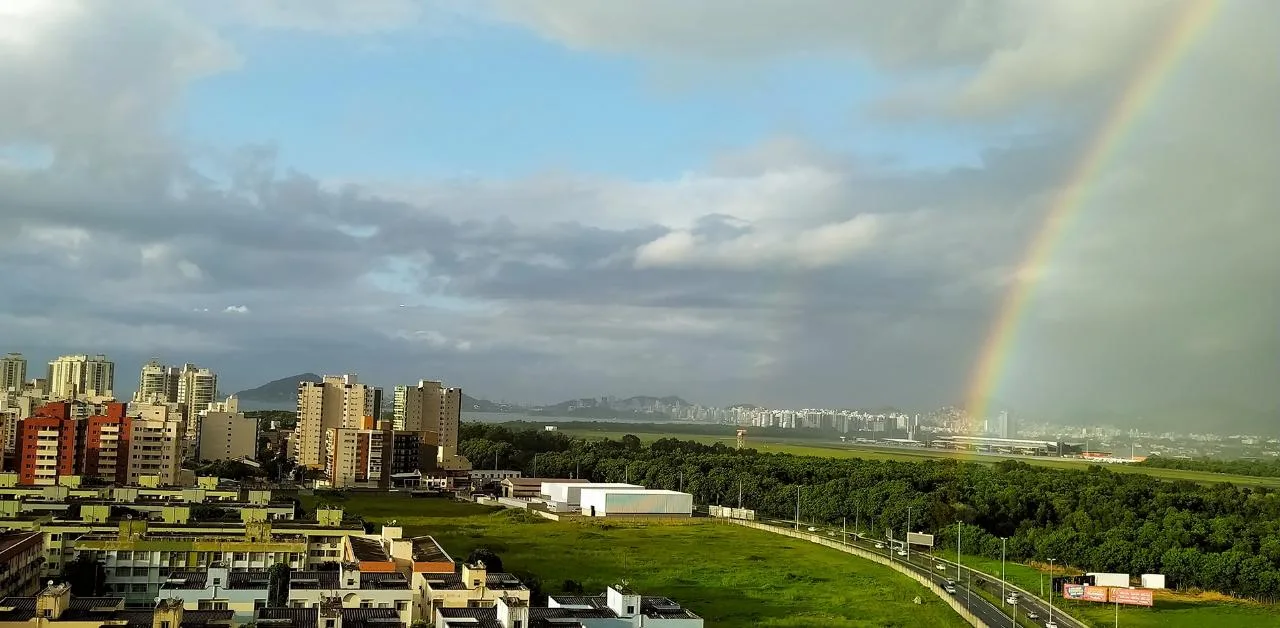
[360,601,372,608]
[627,606,635,615]
[213,577,222,586]
[132,567,149,576]
[132,584,147,593]
[161,621,171,628]
[395,602,408,611]
[254,600,267,610]
[117,551,132,560]
[513,622,523,628]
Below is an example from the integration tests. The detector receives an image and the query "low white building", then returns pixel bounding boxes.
[540,482,644,510]
[579,489,693,518]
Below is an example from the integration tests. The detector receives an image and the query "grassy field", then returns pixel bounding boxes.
[559,427,1280,488]
[306,493,967,628]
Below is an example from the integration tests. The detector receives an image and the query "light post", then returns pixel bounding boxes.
[1000,537,1007,606]
[906,506,913,562]
[794,486,800,532]
[956,522,962,582]
[1049,558,1057,625]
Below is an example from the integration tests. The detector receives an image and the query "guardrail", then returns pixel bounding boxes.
[926,553,1086,628]
[728,519,988,627]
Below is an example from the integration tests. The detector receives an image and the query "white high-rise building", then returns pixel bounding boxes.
[1,353,26,393]
[392,385,408,430]
[176,364,217,444]
[47,354,114,399]
[402,379,469,470]
[134,359,176,403]
[294,374,380,469]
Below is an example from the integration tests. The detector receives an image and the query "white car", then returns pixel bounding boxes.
[1006,596,1019,605]
[897,550,908,556]
[1045,623,1058,628]
[1025,611,1039,620]
[807,526,818,532]
[874,542,884,549]
[943,584,957,594]
[935,563,946,571]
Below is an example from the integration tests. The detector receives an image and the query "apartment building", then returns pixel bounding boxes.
[324,427,422,488]
[0,531,43,598]
[47,354,114,399]
[434,585,704,628]
[295,375,380,469]
[0,584,235,628]
[401,381,469,471]
[13,402,183,486]
[135,359,177,403]
[16,414,78,485]
[81,404,132,485]
[127,415,182,485]
[198,410,258,461]
[0,353,26,394]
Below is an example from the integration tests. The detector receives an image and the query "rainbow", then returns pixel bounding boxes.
[964,0,1220,423]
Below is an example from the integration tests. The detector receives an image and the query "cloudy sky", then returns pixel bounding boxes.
[1,0,1275,416]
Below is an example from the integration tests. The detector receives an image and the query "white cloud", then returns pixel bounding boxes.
[223,305,250,314]
[634,214,880,270]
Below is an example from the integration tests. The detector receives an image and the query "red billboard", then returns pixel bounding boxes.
[1062,584,1109,602]
[1109,588,1155,607]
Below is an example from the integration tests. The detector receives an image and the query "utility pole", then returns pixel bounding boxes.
[1000,537,1007,605]
[956,522,962,581]
[533,453,538,477]
[1049,558,1057,625]
[906,506,913,562]
[738,481,743,510]
[854,501,860,536]
[842,516,847,545]
[678,470,683,492]
[795,486,800,531]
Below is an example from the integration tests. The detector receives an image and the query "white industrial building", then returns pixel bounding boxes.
[541,482,646,511]
[579,488,693,518]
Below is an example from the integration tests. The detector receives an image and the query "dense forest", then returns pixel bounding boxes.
[1139,455,1280,478]
[459,423,1280,601]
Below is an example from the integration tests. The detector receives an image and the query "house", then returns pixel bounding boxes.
[420,561,529,622]
[0,583,233,628]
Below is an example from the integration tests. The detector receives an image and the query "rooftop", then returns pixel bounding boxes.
[257,607,403,628]
[349,536,391,562]
[422,567,527,591]
[0,596,233,627]
[410,535,452,563]
[502,478,577,487]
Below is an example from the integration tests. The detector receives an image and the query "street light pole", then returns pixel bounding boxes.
[906,506,913,562]
[1000,538,1007,605]
[1049,558,1057,625]
[956,522,962,582]
[795,486,800,531]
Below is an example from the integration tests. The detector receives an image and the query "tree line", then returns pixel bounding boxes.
[459,424,1280,601]
[1139,455,1280,479]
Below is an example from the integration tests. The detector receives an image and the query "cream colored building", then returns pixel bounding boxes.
[1,353,26,393]
[198,410,258,461]
[47,354,114,399]
[295,374,376,469]
[402,380,469,470]
[421,562,530,621]
[176,364,217,441]
[127,416,183,485]
[134,358,177,403]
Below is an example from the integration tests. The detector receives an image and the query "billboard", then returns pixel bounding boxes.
[1063,585,1109,602]
[1110,588,1155,607]
[906,532,935,547]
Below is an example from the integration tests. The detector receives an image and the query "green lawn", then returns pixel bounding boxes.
[559,427,1280,488]
[307,493,967,628]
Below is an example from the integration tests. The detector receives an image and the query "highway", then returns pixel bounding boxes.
[756,518,1087,628]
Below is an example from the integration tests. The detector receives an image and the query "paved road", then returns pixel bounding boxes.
[758,518,1087,628]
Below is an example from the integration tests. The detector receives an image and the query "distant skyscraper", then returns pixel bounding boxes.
[47,354,114,399]
[996,410,1014,439]
[0,353,26,393]
[135,359,175,403]
[295,374,377,469]
[176,364,217,444]
[392,385,408,430]
[402,380,469,470]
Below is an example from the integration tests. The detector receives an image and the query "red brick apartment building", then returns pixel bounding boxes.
[16,402,131,485]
